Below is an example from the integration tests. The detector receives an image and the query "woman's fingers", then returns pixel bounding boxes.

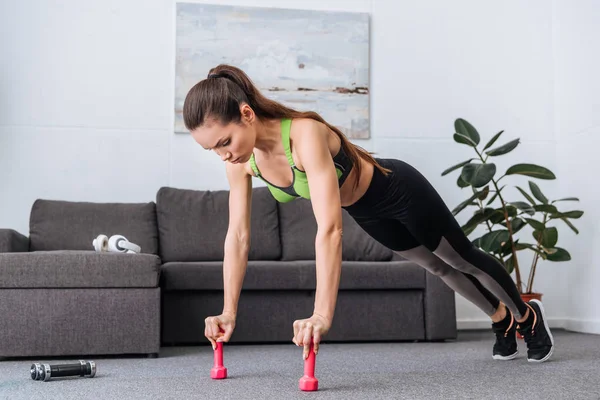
[219,325,233,342]
[312,330,321,356]
[208,337,217,350]
[292,319,302,346]
[210,319,219,339]
[292,318,325,358]
[205,325,217,350]
[302,322,313,359]
[205,316,222,349]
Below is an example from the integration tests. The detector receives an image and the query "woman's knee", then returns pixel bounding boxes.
[423,261,453,277]
[396,247,454,277]
[432,237,475,273]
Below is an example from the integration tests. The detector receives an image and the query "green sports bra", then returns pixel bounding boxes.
[249,118,353,203]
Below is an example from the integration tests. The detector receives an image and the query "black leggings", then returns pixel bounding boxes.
[343,158,528,319]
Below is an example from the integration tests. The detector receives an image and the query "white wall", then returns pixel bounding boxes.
[370,0,563,329]
[0,0,579,329]
[553,0,600,334]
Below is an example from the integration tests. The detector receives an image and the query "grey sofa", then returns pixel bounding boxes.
[0,186,457,359]
[0,200,162,359]
[157,187,457,345]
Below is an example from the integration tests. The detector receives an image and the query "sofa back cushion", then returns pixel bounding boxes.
[156,186,281,262]
[29,200,159,254]
[277,198,393,261]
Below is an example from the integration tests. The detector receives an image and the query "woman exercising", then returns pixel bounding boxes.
[182,64,554,363]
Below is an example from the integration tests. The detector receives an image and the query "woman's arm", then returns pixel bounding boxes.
[204,161,252,348]
[222,161,253,319]
[292,119,344,355]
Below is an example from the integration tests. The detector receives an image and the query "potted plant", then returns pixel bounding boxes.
[441,118,584,303]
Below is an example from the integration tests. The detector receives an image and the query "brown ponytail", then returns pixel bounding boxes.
[183,64,391,190]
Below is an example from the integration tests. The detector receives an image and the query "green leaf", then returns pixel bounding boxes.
[506,205,518,218]
[550,210,584,219]
[485,138,520,156]
[533,204,558,213]
[516,186,536,205]
[528,181,548,204]
[457,174,470,188]
[484,185,504,207]
[462,224,477,237]
[515,242,547,258]
[461,222,478,237]
[510,201,535,216]
[453,133,478,147]
[475,230,510,253]
[533,227,558,248]
[485,208,502,224]
[442,159,475,176]
[505,164,556,179]
[454,118,480,146]
[461,208,498,235]
[525,218,545,230]
[489,206,518,224]
[451,190,485,216]
[552,197,579,203]
[505,255,515,274]
[560,217,579,234]
[460,163,497,188]
[499,239,513,257]
[546,247,571,261]
[482,130,504,151]
[511,218,526,233]
[486,191,499,206]
[477,186,490,201]
[515,242,537,250]
[490,206,517,226]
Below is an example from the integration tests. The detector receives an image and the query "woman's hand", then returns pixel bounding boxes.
[204,312,236,350]
[292,313,331,359]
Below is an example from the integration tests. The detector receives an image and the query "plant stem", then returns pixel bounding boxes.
[474,147,522,292]
[476,196,494,232]
[526,213,548,293]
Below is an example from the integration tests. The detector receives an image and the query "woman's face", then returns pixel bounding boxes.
[191,116,256,164]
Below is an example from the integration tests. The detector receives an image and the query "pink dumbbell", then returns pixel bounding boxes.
[298,342,318,391]
[210,341,227,379]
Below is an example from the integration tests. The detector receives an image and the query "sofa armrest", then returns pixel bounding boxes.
[0,229,30,253]
[423,270,457,340]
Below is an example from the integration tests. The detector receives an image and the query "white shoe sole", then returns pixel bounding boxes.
[527,299,555,363]
[493,350,518,360]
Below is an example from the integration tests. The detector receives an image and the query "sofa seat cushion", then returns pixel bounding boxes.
[0,251,161,288]
[160,260,425,291]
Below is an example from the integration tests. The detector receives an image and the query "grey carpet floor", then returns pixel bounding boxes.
[1,329,599,400]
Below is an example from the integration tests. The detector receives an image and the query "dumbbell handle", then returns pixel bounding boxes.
[304,343,316,376]
[50,363,91,377]
[214,342,224,366]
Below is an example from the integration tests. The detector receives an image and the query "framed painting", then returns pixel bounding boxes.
[175,3,370,139]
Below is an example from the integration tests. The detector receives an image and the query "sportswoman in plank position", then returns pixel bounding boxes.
[182,64,554,363]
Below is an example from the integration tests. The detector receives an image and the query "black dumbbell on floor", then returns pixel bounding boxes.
[30,360,96,381]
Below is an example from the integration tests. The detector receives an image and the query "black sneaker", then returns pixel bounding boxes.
[491,307,518,360]
[517,299,554,363]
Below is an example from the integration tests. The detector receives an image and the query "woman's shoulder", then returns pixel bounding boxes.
[289,118,330,144]
[290,117,323,131]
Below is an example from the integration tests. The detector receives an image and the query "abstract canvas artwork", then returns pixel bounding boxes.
[174,3,370,138]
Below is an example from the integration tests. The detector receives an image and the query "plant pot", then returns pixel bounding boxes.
[521,292,543,303]
[517,292,543,339]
